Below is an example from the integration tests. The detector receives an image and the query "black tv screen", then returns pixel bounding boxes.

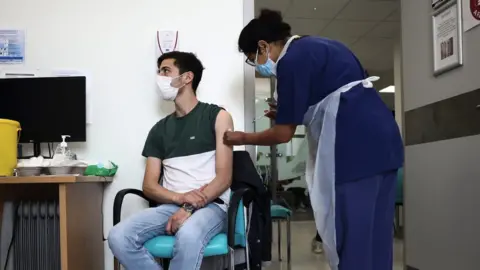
[0,76,87,143]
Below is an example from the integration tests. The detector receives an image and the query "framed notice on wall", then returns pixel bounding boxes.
[0,30,25,64]
[432,0,464,76]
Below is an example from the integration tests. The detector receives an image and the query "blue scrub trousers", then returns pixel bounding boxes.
[335,170,397,270]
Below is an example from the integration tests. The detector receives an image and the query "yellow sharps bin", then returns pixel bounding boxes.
[0,119,21,176]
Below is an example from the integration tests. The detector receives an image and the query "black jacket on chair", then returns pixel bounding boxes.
[231,151,272,270]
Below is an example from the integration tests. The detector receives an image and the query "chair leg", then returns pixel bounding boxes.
[229,247,235,270]
[286,216,291,268]
[114,258,120,270]
[162,258,170,269]
[277,220,282,261]
[394,205,400,237]
[244,206,251,270]
[244,247,250,270]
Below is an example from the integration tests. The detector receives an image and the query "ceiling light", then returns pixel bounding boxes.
[379,85,395,93]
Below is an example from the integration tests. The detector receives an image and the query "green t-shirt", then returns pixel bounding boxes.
[142,102,230,210]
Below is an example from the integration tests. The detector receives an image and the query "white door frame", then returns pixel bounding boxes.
[243,0,256,160]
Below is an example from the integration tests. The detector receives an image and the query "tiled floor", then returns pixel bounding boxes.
[266,221,404,270]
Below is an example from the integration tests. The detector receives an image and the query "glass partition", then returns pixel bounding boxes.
[253,77,312,220]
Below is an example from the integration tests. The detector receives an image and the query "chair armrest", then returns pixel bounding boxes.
[113,188,153,226]
[227,187,253,247]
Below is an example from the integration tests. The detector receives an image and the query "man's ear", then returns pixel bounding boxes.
[184,71,194,85]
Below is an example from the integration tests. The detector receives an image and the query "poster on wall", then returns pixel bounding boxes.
[0,30,25,64]
[462,0,480,31]
[432,1,464,76]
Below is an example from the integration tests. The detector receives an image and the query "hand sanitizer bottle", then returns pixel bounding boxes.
[53,135,73,162]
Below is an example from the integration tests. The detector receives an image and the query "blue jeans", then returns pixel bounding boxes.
[108,203,226,270]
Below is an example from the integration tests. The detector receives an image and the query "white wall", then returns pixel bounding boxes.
[0,0,246,269]
[402,1,480,269]
[373,69,395,110]
[393,35,404,137]
[255,77,271,99]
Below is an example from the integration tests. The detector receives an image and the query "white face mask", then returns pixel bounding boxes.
[156,75,183,101]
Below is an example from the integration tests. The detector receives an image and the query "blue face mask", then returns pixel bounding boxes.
[255,48,276,77]
[256,59,276,77]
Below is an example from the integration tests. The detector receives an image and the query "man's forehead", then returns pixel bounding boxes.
[160,58,176,69]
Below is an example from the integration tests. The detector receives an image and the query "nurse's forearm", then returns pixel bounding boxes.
[243,129,278,146]
[244,125,296,146]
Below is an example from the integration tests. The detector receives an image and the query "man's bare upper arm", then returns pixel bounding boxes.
[215,110,234,181]
[143,157,162,189]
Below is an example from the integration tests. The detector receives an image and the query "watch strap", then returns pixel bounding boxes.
[182,203,195,213]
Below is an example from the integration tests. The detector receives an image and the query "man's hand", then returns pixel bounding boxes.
[183,189,208,208]
[166,208,191,235]
[173,185,208,208]
[172,193,185,205]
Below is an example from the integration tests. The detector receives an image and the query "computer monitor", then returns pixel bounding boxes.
[0,76,86,154]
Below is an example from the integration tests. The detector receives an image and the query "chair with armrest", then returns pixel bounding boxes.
[112,187,252,270]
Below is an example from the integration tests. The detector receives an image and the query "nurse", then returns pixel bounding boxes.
[223,9,404,270]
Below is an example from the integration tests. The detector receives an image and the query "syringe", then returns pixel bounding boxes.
[252,114,267,123]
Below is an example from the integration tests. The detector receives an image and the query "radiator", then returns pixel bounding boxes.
[12,201,61,270]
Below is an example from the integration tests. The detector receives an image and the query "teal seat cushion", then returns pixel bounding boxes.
[233,200,247,247]
[144,198,247,258]
[271,204,291,218]
[145,233,228,258]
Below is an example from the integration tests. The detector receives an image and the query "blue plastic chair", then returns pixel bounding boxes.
[113,188,251,270]
[270,202,292,266]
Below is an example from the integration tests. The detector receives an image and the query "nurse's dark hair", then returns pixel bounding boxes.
[238,9,292,54]
[156,51,204,92]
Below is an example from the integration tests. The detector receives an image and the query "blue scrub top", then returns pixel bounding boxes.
[275,36,404,184]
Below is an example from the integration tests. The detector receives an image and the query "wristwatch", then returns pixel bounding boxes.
[182,203,195,215]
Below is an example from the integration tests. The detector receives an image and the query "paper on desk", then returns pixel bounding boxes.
[52,69,93,124]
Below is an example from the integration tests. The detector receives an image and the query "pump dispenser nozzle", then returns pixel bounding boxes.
[53,135,73,161]
[60,135,71,148]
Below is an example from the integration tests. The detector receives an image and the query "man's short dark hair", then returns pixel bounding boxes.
[157,51,204,92]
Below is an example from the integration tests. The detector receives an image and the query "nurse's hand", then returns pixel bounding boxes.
[264,102,277,120]
[264,110,276,120]
[223,130,246,145]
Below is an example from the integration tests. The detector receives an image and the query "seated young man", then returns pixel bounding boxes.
[108,51,234,270]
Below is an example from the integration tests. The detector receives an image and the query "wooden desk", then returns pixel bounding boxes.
[0,175,112,270]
